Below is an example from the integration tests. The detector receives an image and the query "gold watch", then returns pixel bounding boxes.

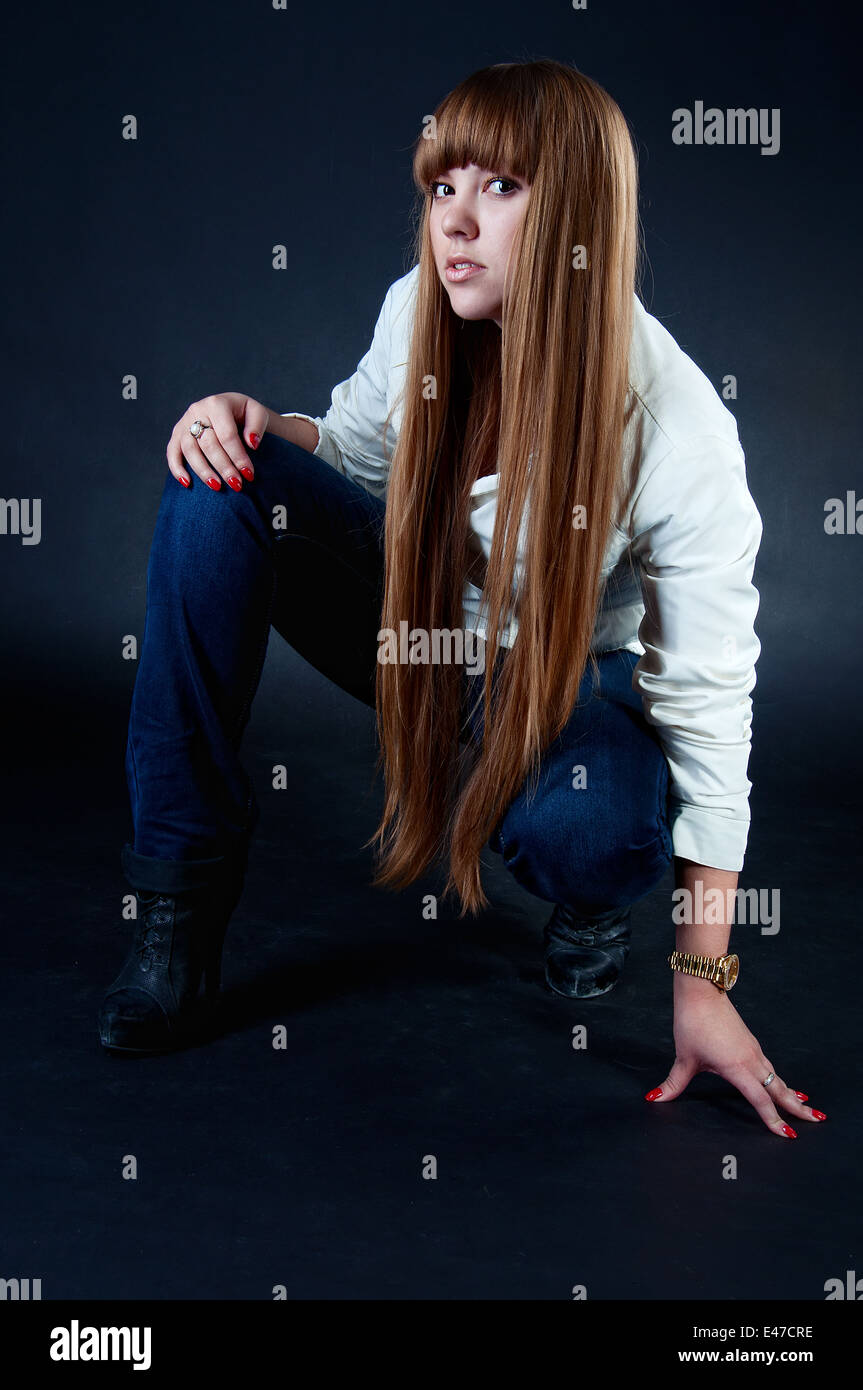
[668,949,739,992]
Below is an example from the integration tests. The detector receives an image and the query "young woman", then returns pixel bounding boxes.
[99,59,826,1139]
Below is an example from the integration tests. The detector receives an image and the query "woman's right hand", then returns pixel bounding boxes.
[167,392,271,491]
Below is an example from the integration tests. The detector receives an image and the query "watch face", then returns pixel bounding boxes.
[722,954,740,989]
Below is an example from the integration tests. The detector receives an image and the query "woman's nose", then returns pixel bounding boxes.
[441,202,478,238]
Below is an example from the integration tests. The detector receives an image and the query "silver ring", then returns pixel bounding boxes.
[762,1072,775,1088]
[189,419,211,439]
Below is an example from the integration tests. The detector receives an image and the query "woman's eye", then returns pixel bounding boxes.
[430,176,517,198]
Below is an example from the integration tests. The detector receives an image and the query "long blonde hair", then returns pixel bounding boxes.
[366,59,642,917]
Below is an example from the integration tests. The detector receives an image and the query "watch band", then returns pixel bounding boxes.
[668,949,739,991]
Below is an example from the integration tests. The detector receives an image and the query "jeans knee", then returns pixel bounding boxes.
[495,799,672,914]
[159,465,226,528]
[153,459,273,576]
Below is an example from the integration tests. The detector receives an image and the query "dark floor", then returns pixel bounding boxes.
[1,647,860,1301]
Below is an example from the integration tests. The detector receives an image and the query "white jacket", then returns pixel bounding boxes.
[282,265,763,872]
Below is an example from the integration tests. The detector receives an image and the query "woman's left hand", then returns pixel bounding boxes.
[645,978,827,1137]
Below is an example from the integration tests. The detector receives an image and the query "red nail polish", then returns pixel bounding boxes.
[206,477,221,491]
[227,476,242,492]
[781,1123,797,1138]
[240,465,254,481]
[248,432,260,449]
[794,1092,808,1102]
[178,475,190,488]
[811,1109,826,1121]
[645,1087,662,1102]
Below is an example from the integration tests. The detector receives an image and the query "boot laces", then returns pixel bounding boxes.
[135,894,173,970]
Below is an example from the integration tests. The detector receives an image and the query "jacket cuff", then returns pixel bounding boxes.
[668,804,750,872]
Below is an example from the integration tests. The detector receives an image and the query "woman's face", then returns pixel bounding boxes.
[429,163,531,328]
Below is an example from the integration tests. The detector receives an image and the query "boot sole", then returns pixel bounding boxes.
[545,969,623,999]
[99,996,222,1054]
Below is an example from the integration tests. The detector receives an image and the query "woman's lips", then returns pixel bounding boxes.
[445,263,486,282]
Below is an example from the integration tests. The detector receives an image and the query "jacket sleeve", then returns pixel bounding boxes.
[629,434,763,871]
[280,279,399,498]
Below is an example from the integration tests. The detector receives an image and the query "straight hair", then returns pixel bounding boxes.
[366,58,642,916]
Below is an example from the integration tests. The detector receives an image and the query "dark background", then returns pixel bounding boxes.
[1,0,860,1301]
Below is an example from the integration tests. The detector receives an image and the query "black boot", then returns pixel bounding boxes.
[98,843,247,1053]
[543,902,632,999]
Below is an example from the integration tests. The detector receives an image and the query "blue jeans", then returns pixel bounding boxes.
[125,432,673,915]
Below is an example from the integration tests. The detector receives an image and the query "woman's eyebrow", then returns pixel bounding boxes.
[437,166,506,179]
